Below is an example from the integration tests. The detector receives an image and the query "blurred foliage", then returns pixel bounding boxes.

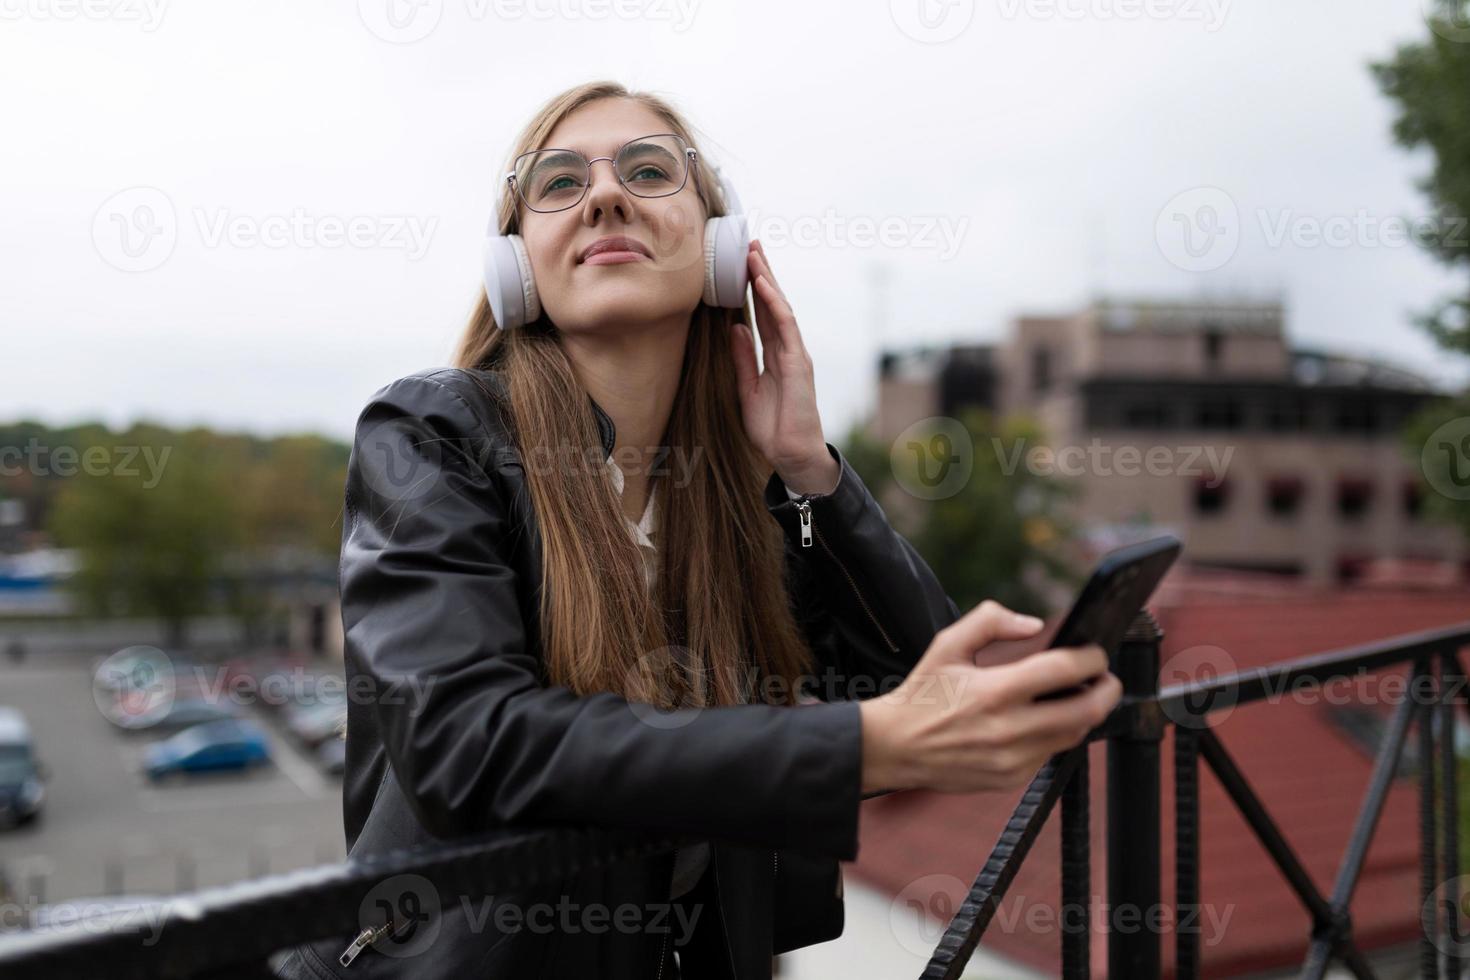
[1373,13,1470,538]
[0,419,348,644]
[1404,394,1470,538]
[837,407,1081,619]
[1371,10,1470,352]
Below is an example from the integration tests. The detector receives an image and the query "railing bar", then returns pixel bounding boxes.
[1303,939,1384,980]
[1327,667,1419,910]
[1060,741,1090,980]
[919,747,1085,980]
[1446,649,1466,980]
[1419,655,1439,980]
[0,825,684,980]
[1323,941,1382,980]
[1196,730,1335,925]
[1156,623,1470,718]
[1174,726,1200,980]
[1107,610,1164,980]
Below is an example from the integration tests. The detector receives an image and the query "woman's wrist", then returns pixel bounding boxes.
[778,448,840,498]
[858,695,916,795]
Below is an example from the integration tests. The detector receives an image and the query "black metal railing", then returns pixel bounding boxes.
[921,611,1470,980]
[2,611,1468,978]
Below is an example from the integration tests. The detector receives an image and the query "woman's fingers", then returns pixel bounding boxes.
[752,238,789,304]
[746,244,779,372]
[986,644,1109,704]
[1008,670,1122,742]
[925,600,1045,667]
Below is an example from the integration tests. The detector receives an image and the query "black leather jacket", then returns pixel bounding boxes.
[272,366,960,980]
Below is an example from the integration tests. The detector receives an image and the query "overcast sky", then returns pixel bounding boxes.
[3,0,1466,443]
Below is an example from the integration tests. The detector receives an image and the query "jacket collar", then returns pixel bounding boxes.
[588,394,617,462]
[588,393,672,472]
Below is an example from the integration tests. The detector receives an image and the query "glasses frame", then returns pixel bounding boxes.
[506,132,702,214]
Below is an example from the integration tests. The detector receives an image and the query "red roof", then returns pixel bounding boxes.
[849,571,1470,978]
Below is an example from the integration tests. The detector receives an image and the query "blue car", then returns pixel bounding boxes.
[0,708,48,827]
[143,719,270,780]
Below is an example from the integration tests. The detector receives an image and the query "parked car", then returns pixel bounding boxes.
[0,707,47,827]
[283,698,346,749]
[315,735,346,776]
[142,719,270,781]
[92,646,192,691]
[117,697,242,735]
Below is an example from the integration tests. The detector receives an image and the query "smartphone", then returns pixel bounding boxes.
[1031,534,1182,702]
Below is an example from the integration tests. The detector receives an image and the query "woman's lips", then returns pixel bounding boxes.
[582,251,649,266]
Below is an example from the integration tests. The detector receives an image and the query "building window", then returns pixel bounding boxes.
[1336,554,1370,582]
[1032,347,1052,394]
[1265,397,1307,432]
[1203,328,1224,370]
[1122,398,1172,429]
[1336,477,1374,520]
[1403,480,1424,520]
[1332,399,1377,434]
[1194,397,1243,430]
[1194,474,1230,515]
[1266,475,1305,518]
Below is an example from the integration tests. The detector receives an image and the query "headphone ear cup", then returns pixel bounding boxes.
[702,211,750,309]
[482,232,541,330]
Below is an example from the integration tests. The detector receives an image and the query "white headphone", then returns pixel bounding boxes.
[481,159,750,330]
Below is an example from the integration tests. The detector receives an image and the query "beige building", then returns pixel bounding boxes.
[872,298,1466,586]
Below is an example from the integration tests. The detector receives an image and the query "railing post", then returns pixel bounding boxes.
[1107,609,1163,980]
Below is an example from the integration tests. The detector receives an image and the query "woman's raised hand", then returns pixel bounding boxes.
[727,239,838,495]
[859,599,1123,795]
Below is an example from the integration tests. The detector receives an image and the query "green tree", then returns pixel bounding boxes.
[1372,12,1470,538]
[1370,9,1470,351]
[838,408,1080,618]
[48,426,241,648]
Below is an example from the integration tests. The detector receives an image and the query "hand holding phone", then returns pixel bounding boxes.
[1032,535,1181,702]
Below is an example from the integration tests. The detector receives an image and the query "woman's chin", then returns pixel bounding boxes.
[553,297,695,334]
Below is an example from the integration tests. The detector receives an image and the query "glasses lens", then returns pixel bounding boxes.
[514,149,589,212]
[615,134,688,198]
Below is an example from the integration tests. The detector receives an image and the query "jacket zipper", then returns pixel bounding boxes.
[791,498,900,654]
[710,852,740,979]
[339,919,397,967]
[657,845,678,980]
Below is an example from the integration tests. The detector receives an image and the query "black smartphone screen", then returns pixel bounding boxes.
[1031,534,1181,702]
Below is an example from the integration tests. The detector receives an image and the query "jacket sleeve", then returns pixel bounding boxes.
[764,442,962,703]
[340,374,866,860]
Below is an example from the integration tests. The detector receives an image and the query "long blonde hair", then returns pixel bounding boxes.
[451,80,816,711]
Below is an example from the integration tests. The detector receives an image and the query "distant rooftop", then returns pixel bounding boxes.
[1093,296,1285,335]
[1290,348,1439,392]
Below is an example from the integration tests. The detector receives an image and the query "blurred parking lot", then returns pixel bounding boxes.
[0,649,344,919]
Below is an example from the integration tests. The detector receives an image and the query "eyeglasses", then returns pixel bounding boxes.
[507,132,699,214]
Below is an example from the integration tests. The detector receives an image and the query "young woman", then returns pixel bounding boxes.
[273,80,1120,980]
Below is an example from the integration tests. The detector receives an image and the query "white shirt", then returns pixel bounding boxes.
[602,454,840,899]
